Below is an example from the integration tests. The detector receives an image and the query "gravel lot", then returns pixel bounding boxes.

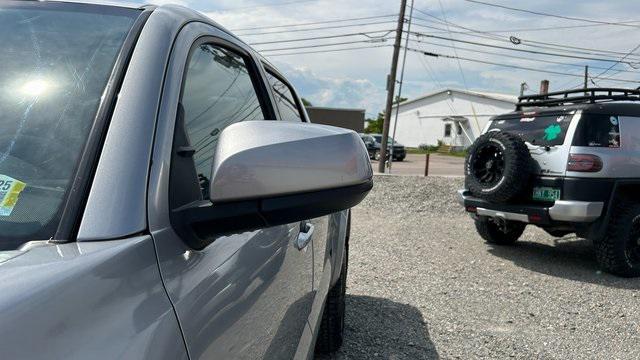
[319,175,640,359]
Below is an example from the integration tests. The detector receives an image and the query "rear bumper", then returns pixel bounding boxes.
[391,148,405,158]
[457,189,604,224]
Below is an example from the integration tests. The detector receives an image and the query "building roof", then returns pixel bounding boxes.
[393,88,518,109]
[306,106,366,113]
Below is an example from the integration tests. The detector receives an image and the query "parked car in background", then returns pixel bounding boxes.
[359,133,406,161]
[0,1,373,358]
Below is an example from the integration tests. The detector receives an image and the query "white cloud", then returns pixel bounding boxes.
[142,0,640,114]
[273,63,387,116]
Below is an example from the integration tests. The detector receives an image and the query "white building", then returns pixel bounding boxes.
[389,89,518,149]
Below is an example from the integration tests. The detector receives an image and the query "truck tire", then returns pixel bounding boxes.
[465,131,532,203]
[315,214,349,354]
[594,200,640,277]
[475,216,526,245]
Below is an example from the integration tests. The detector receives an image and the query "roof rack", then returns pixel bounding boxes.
[516,88,640,110]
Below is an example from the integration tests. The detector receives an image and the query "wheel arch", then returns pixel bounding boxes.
[330,209,350,287]
[589,180,640,240]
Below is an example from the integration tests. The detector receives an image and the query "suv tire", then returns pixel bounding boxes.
[465,131,532,203]
[315,214,349,354]
[475,216,526,245]
[595,200,640,277]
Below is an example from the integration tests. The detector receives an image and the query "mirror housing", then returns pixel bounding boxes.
[174,121,373,248]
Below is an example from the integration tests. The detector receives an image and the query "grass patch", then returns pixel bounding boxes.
[406,147,468,158]
[447,150,468,158]
[406,147,432,154]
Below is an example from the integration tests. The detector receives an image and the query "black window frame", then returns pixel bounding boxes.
[262,64,307,123]
[572,113,622,148]
[444,123,452,137]
[168,36,275,210]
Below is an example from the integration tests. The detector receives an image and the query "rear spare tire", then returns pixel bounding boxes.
[465,131,532,203]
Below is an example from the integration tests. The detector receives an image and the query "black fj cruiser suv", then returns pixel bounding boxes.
[459,88,640,277]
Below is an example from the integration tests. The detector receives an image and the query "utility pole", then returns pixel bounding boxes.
[389,0,415,173]
[519,82,528,97]
[378,0,407,173]
[584,65,589,94]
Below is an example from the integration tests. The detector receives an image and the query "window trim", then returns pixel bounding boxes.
[178,37,276,121]
[169,36,275,209]
[55,7,152,241]
[262,63,307,122]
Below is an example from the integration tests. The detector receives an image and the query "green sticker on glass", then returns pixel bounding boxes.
[543,124,562,141]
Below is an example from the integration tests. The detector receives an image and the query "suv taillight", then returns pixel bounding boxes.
[567,154,603,172]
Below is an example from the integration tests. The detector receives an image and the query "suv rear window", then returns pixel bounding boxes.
[572,114,621,148]
[487,113,573,146]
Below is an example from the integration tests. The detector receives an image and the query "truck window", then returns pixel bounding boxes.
[572,114,621,148]
[488,113,573,146]
[178,43,267,199]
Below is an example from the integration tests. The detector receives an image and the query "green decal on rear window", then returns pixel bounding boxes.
[543,124,562,141]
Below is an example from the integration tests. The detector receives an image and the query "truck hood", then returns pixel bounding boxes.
[0,237,183,359]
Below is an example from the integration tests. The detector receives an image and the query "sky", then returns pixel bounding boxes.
[142,0,640,118]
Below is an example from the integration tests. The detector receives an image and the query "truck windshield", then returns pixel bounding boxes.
[373,135,396,144]
[487,113,573,147]
[0,3,140,250]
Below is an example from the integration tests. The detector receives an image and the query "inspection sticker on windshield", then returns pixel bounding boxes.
[0,175,26,216]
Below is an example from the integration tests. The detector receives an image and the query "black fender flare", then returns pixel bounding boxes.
[589,180,640,240]
[330,210,350,287]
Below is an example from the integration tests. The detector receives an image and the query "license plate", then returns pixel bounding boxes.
[532,187,561,202]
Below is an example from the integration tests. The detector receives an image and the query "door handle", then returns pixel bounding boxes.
[295,221,314,250]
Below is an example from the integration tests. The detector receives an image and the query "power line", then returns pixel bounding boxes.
[410,20,640,62]
[406,37,640,74]
[249,29,394,46]
[237,20,397,36]
[410,9,640,61]
[413,20,640,34]
[409,30,640,65]
[414,52,458,115]
[463,0,640,29]
[436,0,469,89]
[258,37,395,52]
[411,20,629,59]
[229,14,396,31]
[521,39,640,61]
[214,0,320,12]
[263,44,392,56]
[594,43,640,78]
[411,7,500,40]
[405,46,640,84]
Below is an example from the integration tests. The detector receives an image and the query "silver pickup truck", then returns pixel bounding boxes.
[0,2,372,358]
